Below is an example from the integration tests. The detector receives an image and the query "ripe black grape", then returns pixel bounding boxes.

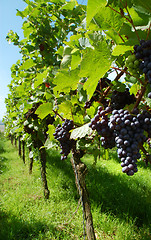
[134,40,151,84]
[89,106,151,176]
[53,119,75,160]
[89,106,115,149]
[148,92,151,98]
[110,88,135,110]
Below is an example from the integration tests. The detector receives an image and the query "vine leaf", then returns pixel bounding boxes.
[47,124,56,141]
[86,0,107,27]
[60,46,72,69]
[112,45,132,56]
[58,101,73,119]
[79,40,112,99]
[53,69,80,94]
[70,123,93,139]
[20,59,35,70]
[34,69,48,88]
[35,103,53,119]
[60,0,77,10]
[130,83,141,95]
[133,0,151,14]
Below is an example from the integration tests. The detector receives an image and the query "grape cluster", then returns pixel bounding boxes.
[109,109,144,175]
[89,105,151,176]
[53,119,75,160]
[89,106,115,149]
[134,40,151,82]
[125,55,140,78]
[110,88,135,110]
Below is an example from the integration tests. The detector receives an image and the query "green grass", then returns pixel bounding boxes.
[0,132,151,239]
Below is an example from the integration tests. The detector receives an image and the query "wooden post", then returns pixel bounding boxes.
[37,140,50,199]
[18,136,21,157]
[22,140,25,164]
[29,146,33,174]
[71,149,96,240]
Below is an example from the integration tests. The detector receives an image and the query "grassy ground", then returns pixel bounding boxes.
[0,132,151,239]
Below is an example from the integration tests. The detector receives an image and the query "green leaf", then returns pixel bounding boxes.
[60,0,77,10]
[53,69,80,94]
[71,53,81,70]
[34,69,48,88]
[16,9,25,18]
[20,59,36,70]
[70,123,93,139]
[79,40,112,99]
[112,81,126,92]
[15,82,27,94]
[86,0,107,27]
[35,103,53,119]
[112,45,132,56]
[58,101,72,119]
[22,22,33,38]
[61,55,72,69]
[129,83,141,95]
[60,46,72,69]
[86,106,96,118]
[128,7,150,27]
[44,138,58,150]
[90,4,124,32]
[133,0,151,14]
[47,124,56,141]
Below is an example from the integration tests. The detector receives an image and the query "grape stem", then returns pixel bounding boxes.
[132,86,146,110]
[112,66,144,85]
[108,5,140,42]
[146,22,151,40]
[53,110,65,121]
[114,66,127,82]
[100,67,127,99]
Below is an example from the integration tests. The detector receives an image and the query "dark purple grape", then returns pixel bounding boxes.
[148,92,151,98]
[54,119,75,160]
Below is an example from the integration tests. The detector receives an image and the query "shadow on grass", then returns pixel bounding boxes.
[0,209,67,240]
[86,160,151,227]
[46,149,151,229]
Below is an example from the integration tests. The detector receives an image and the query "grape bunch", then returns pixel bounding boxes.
[110,88,135,110]
[109,109,143,175]
[133,40,151,81]
[53,119,75,160]
[133,40,151,98]
[89,105,151,176]
[125,54,140,78]
[89,106,115,149]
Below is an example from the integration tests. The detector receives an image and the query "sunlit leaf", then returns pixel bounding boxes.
[35,103,53,119]
[20,59,36,70]
[70,123,93,139]
[86,0,107,27]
